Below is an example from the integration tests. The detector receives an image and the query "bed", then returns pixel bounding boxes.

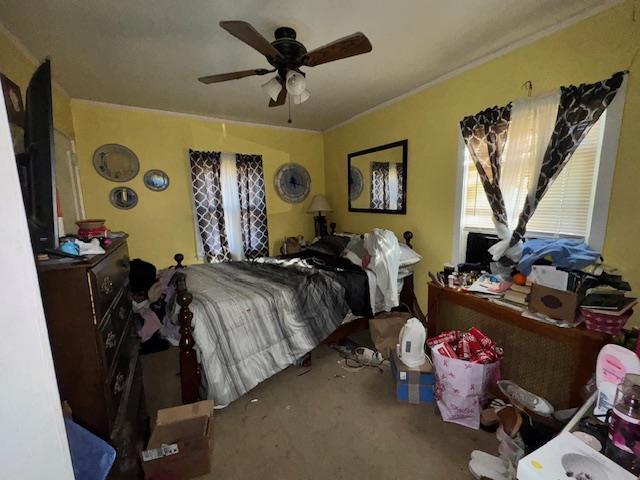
[172,224,424,405]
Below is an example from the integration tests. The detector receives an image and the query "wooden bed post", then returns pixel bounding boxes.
[174,254,200,404]
[403,231,413,249]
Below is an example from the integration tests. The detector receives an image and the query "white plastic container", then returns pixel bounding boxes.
[594,344,640,416]
[397,317,426,368]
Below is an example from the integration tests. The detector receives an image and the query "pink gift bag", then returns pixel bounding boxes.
[431,348,501,429]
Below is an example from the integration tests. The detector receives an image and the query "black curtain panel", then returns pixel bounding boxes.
[460,104,512,231]
[189,149,231,262]
[396,162,404,210]
[235,154,269,259]
[508,71,625,248]
[370,161,390,209]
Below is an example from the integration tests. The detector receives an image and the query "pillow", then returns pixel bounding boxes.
[399,243,422,267]
[345,236,368,258]
[342,250,363,267]
[307,235,350,256]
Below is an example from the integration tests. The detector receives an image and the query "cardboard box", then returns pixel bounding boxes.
[141,400,214,480]
[390,350,434,404]
[529,284,580,322]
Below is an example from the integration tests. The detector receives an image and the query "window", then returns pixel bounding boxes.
[452,83,626,264]
[462,114,604,236]
[190,150,268,263]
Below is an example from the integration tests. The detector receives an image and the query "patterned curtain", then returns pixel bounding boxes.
[189,149,230,262]
[370,162,390,209]
[235,154,269,259]
[507,72,625,249]
[460,105,512,232]
[396,162,404,210]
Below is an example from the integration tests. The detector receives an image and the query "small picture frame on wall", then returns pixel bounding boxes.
[0,73,25,128]
[1,72,26,155]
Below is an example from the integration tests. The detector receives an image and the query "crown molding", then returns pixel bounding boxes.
[70,98,322,133]
[324,0,622,133]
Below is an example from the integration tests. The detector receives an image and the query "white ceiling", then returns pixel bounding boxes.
[0,0,616,131]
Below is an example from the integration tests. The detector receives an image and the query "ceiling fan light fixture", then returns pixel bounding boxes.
[285,70,306,96]
[292,89,311,105]
[261,76,282,101]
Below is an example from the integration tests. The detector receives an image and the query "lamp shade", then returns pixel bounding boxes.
[285,70,306,96]
[307,194,332,214]
[292,89,311,105]
[261,76,282,101]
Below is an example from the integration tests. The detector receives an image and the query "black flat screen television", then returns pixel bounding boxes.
[15,59,58,254]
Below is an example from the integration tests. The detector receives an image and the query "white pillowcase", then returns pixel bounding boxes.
[342,249,363,267]
[399,243,422,267]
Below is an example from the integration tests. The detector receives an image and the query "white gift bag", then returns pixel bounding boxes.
[431,348,501,429]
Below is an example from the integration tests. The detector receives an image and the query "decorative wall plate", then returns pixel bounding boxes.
[274,163,311,203]
[93,144,140,182]
[143,169,170,191]
[349,166,363,201]
[109,187,138,210]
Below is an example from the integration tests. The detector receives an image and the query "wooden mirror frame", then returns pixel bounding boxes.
[347,139,408,214]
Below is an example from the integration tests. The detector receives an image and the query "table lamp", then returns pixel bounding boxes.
[307,194,332,237]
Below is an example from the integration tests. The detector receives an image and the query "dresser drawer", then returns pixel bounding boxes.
[106,329,138,420]
[91,243,130,322]
[98,291,132,370]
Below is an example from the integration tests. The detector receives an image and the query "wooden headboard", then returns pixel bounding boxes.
[329,221,415,249]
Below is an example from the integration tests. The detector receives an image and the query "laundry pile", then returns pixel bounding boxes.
[427,327,503,364]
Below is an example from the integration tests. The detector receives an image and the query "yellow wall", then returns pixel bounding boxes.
[0,27,74,138]
[71,101,324,267]
[324,0,640,311]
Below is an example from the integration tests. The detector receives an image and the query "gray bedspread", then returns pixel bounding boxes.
[185,260,350,406]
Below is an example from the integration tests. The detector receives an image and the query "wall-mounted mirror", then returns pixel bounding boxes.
[109,186,138,210]
[143,169,170,191]
[348,139,407,214]
[93,144,139,182]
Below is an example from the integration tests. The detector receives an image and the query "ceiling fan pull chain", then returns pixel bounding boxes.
[288,99,292,124]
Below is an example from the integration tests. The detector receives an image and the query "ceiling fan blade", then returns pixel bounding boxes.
[198,68,272,84]
[269,85,287,108]
[303,32,372,67]
[220,21,283,61]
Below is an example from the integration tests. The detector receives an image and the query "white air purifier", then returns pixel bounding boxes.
[397,317,427,368]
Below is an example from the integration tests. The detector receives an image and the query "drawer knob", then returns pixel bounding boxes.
[113,372,125,395]
[105,331,117,349]
[100,276,114,295]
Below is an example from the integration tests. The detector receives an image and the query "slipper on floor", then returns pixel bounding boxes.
[497,406,523,438]
[468,451,510,480]
[481,399,509,432]
[353,347,384,366]
[497,380,554,417]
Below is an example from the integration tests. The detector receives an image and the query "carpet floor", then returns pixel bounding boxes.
[142,345,495,480]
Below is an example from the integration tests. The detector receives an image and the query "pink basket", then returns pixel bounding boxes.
[579,307,632,335]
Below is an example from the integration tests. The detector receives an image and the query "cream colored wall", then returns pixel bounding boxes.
[0,27,74,138]
[71,101,324,267]
[324,0,640,312]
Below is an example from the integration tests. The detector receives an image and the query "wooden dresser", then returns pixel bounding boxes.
[38,237,146,479]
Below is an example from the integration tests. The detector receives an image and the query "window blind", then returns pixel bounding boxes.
[462,113,604,237]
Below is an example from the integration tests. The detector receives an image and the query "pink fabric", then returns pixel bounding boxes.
[137,307,162,342]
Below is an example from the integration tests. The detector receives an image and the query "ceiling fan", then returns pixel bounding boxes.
[198,21,372,108]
